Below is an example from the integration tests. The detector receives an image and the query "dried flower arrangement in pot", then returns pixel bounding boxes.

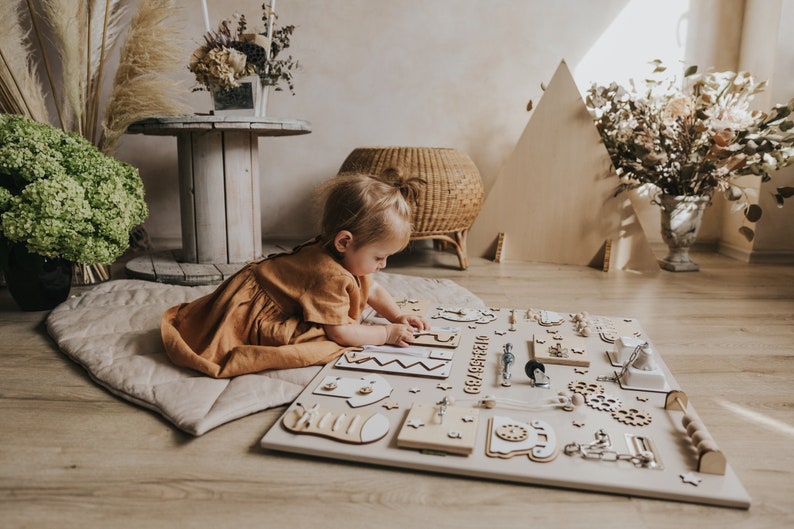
[585,61,794,270]
[189,1,298,115]
[0,115,148,310]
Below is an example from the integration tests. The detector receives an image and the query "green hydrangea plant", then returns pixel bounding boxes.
[0,114,148,267]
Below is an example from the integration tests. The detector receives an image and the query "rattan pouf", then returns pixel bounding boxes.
[338,147,484,269]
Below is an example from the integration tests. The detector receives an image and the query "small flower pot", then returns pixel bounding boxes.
[211,76,269,116]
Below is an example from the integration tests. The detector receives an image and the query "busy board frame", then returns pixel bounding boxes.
[260,307,751,508]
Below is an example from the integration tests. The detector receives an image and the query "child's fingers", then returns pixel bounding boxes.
[407,316,429,331]
[387,323,414,347]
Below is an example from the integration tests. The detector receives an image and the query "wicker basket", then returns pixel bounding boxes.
[338,147,484,269]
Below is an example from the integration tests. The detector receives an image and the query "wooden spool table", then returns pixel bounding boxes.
[125,115,311,285]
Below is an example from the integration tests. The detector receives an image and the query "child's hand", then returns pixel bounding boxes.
[385,323,416,347]
[392,314,430,332]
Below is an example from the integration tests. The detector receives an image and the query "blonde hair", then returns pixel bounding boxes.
[318,168,424,253]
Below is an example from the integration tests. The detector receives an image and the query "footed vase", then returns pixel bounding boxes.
[657,194,711,272]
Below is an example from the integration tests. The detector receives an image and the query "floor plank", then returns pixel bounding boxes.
[1,244,792,528]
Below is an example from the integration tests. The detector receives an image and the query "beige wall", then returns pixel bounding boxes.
[715,0,794,261]
[113,0,791,257]
[747,0,794,259]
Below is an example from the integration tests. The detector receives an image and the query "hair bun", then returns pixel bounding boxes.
[379,167,425,203]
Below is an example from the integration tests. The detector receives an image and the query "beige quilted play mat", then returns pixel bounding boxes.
[46,274,484,436]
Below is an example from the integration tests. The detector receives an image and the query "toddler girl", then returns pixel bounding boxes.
[161,169,429,378]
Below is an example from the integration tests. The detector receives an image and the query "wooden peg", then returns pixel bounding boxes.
[664,390,688,411]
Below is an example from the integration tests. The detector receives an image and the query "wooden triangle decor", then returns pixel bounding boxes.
[467,60,657,272]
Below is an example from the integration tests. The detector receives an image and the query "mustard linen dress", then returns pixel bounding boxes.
[161,241,372,378]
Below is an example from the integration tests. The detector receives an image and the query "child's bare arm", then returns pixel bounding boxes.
[323,282,431,347]
[323,322,414,347]
[367,282,430,331]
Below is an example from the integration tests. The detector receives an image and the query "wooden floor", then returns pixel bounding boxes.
[1,244,792,528]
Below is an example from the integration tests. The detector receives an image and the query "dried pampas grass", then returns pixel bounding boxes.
[86,0,127,143]
[100,0,191,154]
[40,0,85,133]
[40,0,126,141]
[2,0,189,154]
[0,0,49,123]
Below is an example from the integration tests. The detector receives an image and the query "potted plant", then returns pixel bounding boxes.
[0,114,148,310]
[585,61,794,271]
[1,0,190,284]
[188,3,299,116]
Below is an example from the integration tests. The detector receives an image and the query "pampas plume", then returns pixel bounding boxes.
[40,0,85,133]
[100,0,191,154]
[86,0,126,143]
[1,0,190,154]
[0,0,49,123]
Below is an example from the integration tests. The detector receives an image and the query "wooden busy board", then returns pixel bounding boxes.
[260,306,751,508]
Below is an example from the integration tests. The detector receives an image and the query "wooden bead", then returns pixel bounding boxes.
[697,438,719,456]
[571,393,585,407]
[690,430,712,448]
[681,414,694,429]
[686,420,703,437]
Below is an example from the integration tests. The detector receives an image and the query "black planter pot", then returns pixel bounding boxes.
[3,245,72,311]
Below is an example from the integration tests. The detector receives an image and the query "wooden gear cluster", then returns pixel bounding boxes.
[337,147,484,269]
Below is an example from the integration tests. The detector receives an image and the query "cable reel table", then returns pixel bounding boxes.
[125,116,311,284]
